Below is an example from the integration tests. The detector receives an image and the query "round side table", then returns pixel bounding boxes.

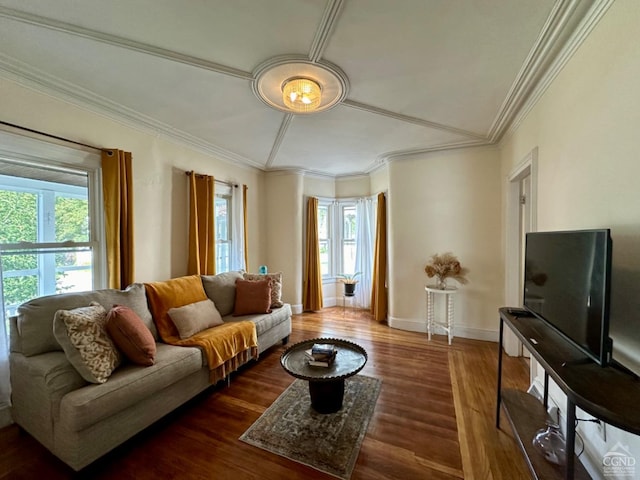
[425,285,458,345]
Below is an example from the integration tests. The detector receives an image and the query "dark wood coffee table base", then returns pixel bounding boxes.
[308,379,345,413]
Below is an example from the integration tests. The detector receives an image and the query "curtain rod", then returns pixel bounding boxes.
[185,171,238,188]
[0,120,103,152]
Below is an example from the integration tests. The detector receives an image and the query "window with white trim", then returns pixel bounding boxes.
[0,134,105,323]
[214,192,231,273]
[317,200,357,279]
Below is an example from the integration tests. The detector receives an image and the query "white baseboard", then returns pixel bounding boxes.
[0,404,12,429]
[387,316,498,342]
[290,304,303,314]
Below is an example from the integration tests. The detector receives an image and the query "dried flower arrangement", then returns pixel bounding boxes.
[424,252,469,289]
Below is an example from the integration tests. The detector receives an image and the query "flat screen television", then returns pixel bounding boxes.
[523,229,613,366]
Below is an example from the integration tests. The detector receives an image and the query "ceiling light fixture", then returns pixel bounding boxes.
[282,77,322,113]
[252,56,348,114]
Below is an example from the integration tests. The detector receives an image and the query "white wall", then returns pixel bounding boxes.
[264,172,303,311]
[386,147,503,341]
[0,77,265,283]
[500,1,640,477]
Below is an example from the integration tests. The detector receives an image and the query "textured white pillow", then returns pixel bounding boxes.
[167,299,223,339]
[53,302,122,383]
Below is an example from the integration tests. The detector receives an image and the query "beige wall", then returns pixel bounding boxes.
[500,1,640,473]
[0,77,264,284]
[387,147,503,339]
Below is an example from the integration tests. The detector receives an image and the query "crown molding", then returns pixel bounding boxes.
[0,6,252,80]
[489,0,613,143]
[503,0,614,138]
[0,55,264,171]
[380,139,492,163]
[342,99,486,140]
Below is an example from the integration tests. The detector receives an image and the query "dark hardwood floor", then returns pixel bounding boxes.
[0,308,531,479]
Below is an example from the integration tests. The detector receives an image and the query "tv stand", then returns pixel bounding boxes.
[497,308,640,480]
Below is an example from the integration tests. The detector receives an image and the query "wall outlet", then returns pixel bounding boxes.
[596,420,607,442]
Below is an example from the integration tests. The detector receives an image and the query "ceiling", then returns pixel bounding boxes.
[0,1,601,177]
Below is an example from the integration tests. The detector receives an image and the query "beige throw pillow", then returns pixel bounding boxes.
[167,299,223,339]
[243,272,284,308]
[53,302,122,384]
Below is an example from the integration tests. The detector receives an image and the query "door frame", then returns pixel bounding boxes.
[504,147,538,356]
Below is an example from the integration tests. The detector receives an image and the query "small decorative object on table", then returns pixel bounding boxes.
[258,265,268,275]
[424,252,469,290]
[305,343,337,367]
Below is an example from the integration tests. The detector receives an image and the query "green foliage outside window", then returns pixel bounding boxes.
[1,189,89,306]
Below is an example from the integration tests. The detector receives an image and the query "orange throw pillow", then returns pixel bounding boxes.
[233,279,272,316]
[106,305,156,366]
[144,275,208,341]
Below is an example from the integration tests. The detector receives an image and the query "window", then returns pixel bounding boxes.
[341,205,356,275]
[318,203,331,276]
[0,134,105,323]
[317,200,357,279]
[215,193,231,273]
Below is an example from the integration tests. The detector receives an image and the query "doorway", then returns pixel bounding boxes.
[504,147,538,356]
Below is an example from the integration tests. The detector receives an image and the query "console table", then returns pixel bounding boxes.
[496,308,640,480]
[425,285,458,344]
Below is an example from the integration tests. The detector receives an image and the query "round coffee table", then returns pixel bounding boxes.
[280,338,367,413]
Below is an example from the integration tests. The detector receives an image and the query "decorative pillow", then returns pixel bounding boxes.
[106,305,156,366]
[168,299,223,339]
[53,302,121,384]
[233,279,272,316]
[201,271,244,317]
[144,275,209,341]
[243,272,284,308]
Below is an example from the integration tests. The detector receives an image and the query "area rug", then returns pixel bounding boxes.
[239,375,381,479]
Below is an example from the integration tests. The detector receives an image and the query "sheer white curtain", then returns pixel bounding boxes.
[0,271,10,411]
[354,195,377,309]
[229,185,246,271]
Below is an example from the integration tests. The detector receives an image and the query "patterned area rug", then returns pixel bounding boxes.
[240,375,381,479]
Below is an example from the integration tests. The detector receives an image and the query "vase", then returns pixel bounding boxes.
[532,421,566,465]
[436,277,448,290]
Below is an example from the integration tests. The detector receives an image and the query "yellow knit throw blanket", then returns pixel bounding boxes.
[169,321,258,381]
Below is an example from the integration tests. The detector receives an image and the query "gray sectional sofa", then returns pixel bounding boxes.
[8,271,291,471]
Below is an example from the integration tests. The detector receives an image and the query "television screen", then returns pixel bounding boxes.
[523,229,612,366]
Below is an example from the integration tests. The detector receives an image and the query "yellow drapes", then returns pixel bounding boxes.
[102,149,134,289]
[371,192,388,322]
[303,197,323,311]
[187,172,215,275]
[243,184,249,269]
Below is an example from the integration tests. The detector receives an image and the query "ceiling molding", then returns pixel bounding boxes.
[381,139,492,163]
[0,6,253,80]
[265,114,293,169]
[504,0,614,139]
[488,0,611,143]
[309,0,346,62]
[0,54,264,171]
[342,99,487,140]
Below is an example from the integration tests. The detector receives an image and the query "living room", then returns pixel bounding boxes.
[1,1,639,478]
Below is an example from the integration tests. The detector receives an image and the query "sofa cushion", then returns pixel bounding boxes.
[201,271,243,316]
[144,275,208,342]
[225,303,292,336]
[243,272,284,308]
[168,299,223,339]
[53,303,121,384]
[58,343,203,432]
[233,280,271,316]
[106,306,156,366]
[16,283,156,357]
